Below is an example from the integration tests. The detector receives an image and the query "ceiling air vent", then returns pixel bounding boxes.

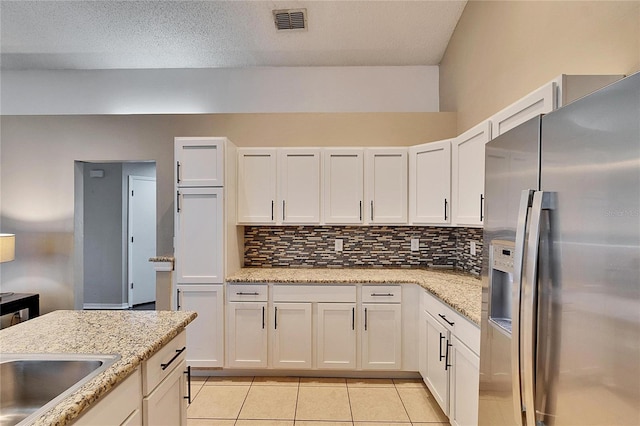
[273,9,307,31]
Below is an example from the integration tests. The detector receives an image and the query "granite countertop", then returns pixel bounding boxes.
[149,255,175,263]
[226,268,482,325]
[0,310,196,426]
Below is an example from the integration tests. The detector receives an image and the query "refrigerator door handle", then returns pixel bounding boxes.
[512,189,534,424]
[522,191,553,426]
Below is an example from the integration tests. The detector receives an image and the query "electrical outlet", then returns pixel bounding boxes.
[470,241,477,256]
[411,238,420,252]
[335,239,343,252]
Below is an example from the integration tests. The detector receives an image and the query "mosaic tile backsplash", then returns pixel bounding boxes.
[244,226,483,275]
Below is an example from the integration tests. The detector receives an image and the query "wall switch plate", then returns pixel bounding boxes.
[411,238,420,252]
[335,239,343,252]
[470,241,477,256]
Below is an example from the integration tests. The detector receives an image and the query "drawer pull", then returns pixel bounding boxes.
[439,313,455,326]
[236,292,259,296]
[371,293,394,297]
[161,346,186,370]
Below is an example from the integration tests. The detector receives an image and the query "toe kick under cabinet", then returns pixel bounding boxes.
[225,283,413,371]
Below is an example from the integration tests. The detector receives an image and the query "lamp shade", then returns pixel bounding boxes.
[0,234,15,263]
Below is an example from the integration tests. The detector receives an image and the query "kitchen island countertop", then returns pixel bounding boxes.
[226,268,481,325]
[0,309,196,426]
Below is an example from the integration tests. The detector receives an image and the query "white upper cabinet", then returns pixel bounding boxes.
[237,148,277,224]
[365,148,408,224]
[278,149,321,224]
[323,148,364,224]
[409,140,452,225]
[175,137,225,187]
[490,82,556,138]
[452,121,491,227]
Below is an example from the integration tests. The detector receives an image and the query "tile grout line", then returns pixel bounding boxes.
[393,381,414,425]
[345,379,355,425]
[233,376,255,425]
[293,377,301,424]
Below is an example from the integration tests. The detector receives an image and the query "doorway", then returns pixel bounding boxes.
[74,161,157,310]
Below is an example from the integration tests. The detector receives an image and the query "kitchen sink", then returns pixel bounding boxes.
[0,353,120,426]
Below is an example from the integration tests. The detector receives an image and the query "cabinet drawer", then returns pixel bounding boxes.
[142,331,187,395]
[227,284,268,301]
[362,285,402,303]
[273,285,356,303]
[422,290,480,355]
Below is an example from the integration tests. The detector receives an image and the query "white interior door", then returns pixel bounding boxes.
[128,176,156,306]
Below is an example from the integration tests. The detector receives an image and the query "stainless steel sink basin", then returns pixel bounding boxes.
[0,353,120,426]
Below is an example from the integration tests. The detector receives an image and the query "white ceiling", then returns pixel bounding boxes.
[0,1,467,70]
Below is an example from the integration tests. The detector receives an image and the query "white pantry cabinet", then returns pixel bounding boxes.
[237,148,277,224]
[272,302,313,369]
[278,149,321,224]
[365,148,408,224]
[177,285,224,368]
[175,137,225,187]
[175,187,224,284]
[409,140,452,224]
[316,303,357,369]
[452,121,491,226]
[323,148,364,224]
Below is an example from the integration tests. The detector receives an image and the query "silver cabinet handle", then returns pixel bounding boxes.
[236,292,259,296]
[370,293,394,297]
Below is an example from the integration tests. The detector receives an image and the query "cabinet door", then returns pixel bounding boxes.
[409,140,452,224]
[317,303,356,369]
[424,311,450,414]
[177,285,224,367]
[365,148,408,224]
[490,82,555,138]
[175,137,224,187]
[227,302,268,368]
[323,149,364,224]
[143,360,187,426]
[272,302,312,369]
[175,187,224,284]
[278,149,321,224]
[237,148,277,224]
[450,336,480,426]
[452,121,491,226]
[361,303,402,370]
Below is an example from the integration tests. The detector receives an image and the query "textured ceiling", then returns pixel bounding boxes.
[0,1,467,70]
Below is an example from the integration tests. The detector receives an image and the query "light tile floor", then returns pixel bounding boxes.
[188,376,449,426]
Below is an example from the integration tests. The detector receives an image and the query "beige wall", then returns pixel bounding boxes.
[0,112,456,313]
[440,0,640,133]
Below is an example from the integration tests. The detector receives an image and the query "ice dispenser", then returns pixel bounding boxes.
[489,240,515,334]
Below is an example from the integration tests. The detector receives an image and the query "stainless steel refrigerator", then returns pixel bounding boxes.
[479,72,640,426]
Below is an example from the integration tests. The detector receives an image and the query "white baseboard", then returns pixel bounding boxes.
[83,303,129,310]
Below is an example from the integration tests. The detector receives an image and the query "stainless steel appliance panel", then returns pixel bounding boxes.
[479,117,540,426]
[537,72,640,425]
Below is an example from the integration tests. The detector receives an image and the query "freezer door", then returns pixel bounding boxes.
[538,72,640,425]
[480,117,539,426]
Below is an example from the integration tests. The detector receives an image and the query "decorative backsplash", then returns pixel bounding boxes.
[244,226,483,275]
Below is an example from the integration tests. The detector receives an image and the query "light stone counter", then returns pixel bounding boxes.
[226,268,482,325]
[0,310,196,426]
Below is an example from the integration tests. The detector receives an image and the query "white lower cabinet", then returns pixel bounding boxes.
[449,335,480,426]
[143,359,187,426]
[361,303,402,370]
[317,303,357,369]
[177,285,224,367]
[272,302,313,369]
[420,289,480,426]
[227,301,268,368]
[422,310,450,413]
